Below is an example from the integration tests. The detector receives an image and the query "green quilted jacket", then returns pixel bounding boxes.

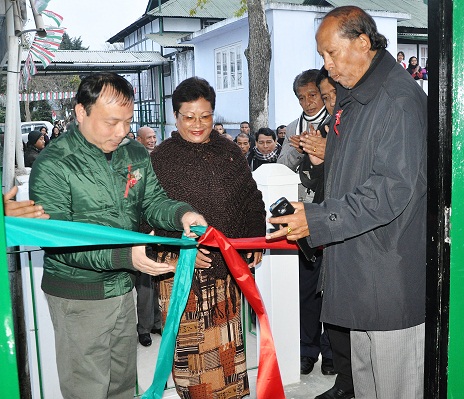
[29,124,193,300]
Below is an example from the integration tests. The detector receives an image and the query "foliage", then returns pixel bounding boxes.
[191,0,247,17]
[19,100,53,122]
[59,32,89,50]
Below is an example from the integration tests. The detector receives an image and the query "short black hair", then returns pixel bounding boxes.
[76,72,134,116]
[276,125,286,134]
[293,69,321,96]
[255,127,276,141]
[172,77,216,113]
[323,6,388,51]
[316,67,336,90]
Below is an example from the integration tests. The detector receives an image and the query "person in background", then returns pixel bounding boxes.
[24,130,45,167]
[277,69,334,378]
[213,122,226,134]
[39,126,50,146]
[422,59,428,80]
[223,133,234,140]
[269,6,427,399]
[50,126,61,141]
[396,51,407,68]
[276,124,287,146]
[135,124,162,347]
[136,126,157,154]
[407,56,423,80]
[126,131,135,140]
[237,120,255,149]
[236,132,251,157]
[29,72,207,399]
[149,76,265,399]
[247,127,282,171]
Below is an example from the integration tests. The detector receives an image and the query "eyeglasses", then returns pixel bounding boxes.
[177,111,214,125]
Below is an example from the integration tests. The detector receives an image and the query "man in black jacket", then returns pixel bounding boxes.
[268,6,427,399]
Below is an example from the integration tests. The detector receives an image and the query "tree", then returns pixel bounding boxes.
[59,32,89,50]
[193,0,271,132]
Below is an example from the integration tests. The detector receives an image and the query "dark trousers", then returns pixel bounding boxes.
[135,272,161,334]
[326,323,354,392]
[299,252,332,360]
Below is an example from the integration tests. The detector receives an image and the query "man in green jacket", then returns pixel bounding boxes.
[29,72,207,399]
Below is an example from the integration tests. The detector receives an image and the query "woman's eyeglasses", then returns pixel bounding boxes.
[177,111,214,125]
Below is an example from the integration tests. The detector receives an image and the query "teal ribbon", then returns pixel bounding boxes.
[5,216,206,398]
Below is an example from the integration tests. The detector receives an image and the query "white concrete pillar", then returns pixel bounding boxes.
[252,163,301,386]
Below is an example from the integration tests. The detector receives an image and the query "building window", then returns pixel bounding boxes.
[419,45,428,69]
[215,44,243,91]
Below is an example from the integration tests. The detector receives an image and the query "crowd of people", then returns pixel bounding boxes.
[4,5,428,399]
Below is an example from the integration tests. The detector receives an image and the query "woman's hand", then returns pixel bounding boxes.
[246,251,263,268]
[195,247,212,269]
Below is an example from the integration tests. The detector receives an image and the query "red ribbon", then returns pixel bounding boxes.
[199,227,298,399]
[334,109,343,135]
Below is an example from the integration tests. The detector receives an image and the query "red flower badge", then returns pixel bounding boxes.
[334,109,343,135]
[124,165,142,198]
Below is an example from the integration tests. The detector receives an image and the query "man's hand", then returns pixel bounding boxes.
[132,244,175,276]
[300,129,327,165]
[289,134,305,153]
[181,211,207,238]
[266,202,310,241]
[195,246,212,269]
[3,186,50,219]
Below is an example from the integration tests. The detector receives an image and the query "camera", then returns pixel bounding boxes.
[269,197,317,262]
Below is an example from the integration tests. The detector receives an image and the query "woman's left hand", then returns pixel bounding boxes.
[195,246,212,269]
[246,251,263,268]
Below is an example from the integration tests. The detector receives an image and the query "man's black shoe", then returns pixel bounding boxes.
[138,333,152,347]
[314,386,355,399]
[150,327,162,336]
[321,357,336,375]
[300,356,317,374]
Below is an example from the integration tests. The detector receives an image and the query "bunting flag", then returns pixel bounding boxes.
[19,53,37,91]
[41,10,63,27]
[29,28,65,69]
[20,7,65,87]
[32,0,52,13]
[14,91,75,102]
[5,217,298,399]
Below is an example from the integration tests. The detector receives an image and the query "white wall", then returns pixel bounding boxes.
[193,21,250,126]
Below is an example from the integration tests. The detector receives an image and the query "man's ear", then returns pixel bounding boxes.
[75,103,86,124]
[358,34,371,53]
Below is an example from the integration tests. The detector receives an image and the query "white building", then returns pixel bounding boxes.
[108,0,425,138]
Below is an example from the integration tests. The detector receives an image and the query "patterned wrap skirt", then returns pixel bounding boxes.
[159,271,250,399]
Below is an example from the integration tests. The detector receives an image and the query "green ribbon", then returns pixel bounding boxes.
[5,216,205,398]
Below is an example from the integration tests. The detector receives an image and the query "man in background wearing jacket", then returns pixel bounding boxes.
[29,72,207,399]
[268,6,427,399]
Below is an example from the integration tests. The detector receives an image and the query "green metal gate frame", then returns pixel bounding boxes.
[0,190,20,399]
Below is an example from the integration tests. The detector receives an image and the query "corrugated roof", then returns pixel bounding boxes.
[148,0,242,18]
[319,0,427,29]
[146,32,194,47]
[18,50,168,74]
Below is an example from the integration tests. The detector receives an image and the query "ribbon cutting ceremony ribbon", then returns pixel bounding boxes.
[5,217,298,399]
